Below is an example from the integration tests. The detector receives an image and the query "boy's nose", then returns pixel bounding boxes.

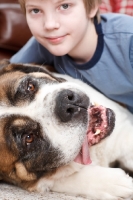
[44,14,60,30]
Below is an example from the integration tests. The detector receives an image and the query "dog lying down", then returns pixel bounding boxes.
[0,59,133,200]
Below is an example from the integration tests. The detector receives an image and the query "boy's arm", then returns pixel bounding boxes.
[10,37,51,64]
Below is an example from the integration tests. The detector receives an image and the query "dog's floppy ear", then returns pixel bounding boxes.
[0,59,15,74]
[0,59,10,68]
[0,59,66,82]
[0,60,51,75]
[0,60,54,75]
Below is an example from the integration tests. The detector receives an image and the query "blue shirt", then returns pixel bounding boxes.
[10,13,133,113]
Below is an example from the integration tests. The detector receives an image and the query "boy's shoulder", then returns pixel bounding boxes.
[100,13,133,34]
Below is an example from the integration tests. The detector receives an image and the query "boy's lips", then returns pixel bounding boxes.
[45,35,67,44]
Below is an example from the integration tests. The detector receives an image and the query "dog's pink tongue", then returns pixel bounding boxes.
[74,135,92,165]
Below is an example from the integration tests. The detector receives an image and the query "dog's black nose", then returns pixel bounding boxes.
[55,89,89,122]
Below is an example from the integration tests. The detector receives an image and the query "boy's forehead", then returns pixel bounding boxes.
[25,0,68,3]
[25,0,84,6]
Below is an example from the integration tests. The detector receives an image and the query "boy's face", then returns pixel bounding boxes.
[25,0,98,57]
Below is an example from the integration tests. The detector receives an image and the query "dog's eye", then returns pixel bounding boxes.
[25,134,34,145]
[27,83,35,92]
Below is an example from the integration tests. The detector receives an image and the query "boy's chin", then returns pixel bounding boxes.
[48,47,70,56]
[50,51,67,56]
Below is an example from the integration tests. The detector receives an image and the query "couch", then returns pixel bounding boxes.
[0,0,31,59]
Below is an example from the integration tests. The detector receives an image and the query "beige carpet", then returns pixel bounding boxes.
[0,182,87,200]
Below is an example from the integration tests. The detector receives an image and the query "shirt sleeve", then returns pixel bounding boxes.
[10,37,54,65]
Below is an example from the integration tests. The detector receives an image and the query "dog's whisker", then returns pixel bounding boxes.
[74,67,78,79]
[81,74,83,82]
[37,67,41,72]
[41,62,46,66]
[37,62,46,72]
[58,64,67,75]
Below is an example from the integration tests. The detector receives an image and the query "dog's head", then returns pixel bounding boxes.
[0,60,115,186]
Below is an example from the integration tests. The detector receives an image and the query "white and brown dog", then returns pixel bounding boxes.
[0,59,133,200]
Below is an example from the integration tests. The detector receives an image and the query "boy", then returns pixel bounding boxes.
[10,0,133,113]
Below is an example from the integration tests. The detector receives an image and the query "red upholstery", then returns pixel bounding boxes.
[0,0,31,59]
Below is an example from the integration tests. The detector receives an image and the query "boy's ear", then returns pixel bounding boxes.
[88,4,99,18]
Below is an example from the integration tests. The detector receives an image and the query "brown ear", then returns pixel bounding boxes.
[0,60,51,75]
[0,59,17,75]
[0,60,67,82]
[0,59,10,68]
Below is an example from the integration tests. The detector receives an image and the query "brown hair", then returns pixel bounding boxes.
[18,0,25,13]
[83,0,102,22]
[18,0,102,22]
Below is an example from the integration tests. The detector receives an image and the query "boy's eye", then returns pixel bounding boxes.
[32,8,40,14]
[60,4,69,10]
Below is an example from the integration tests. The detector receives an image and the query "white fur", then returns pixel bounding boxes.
[0,81,89,166]
[29,73,133,200]
[2,71,133,199]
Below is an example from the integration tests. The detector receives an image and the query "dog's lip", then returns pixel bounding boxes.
[87,105,115,146]
[74,104,115,165]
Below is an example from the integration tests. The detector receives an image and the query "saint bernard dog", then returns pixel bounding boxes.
[0,59,133,200]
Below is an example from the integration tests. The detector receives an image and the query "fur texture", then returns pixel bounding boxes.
[0,60,133,200]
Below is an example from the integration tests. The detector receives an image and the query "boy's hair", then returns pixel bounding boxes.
[18,0,102,22]
[83,0,102,22]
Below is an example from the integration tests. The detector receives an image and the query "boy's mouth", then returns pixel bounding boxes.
[45,35,67,44]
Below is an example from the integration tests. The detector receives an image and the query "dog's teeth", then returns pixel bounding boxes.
[94,129,101,135]
[78,107,80,112]
[94,102,99,106]
[91,102,99,106]
[91,101,95,106]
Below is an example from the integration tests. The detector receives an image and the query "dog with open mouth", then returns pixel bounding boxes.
[0,59,133,200]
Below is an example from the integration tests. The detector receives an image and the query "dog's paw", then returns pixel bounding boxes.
[79,165,133,200]
[28,178,54,193]
[52,165,133,200]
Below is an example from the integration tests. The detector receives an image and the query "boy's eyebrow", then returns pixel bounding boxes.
[25,0,67,7]
[25,3,37,7]
[25,2,41,7]
[54,0,68,4]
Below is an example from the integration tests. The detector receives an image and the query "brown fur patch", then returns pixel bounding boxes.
[15,163,36,181]
[0,60,67,190]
